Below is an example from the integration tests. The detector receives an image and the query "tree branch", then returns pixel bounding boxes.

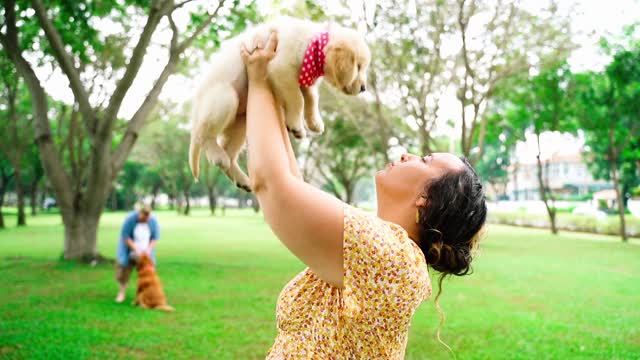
[111,4,224,179]
[102,0,170,129]
[174,0,196,11]
[31,0,95,127]
[176,3,223,53]
[111,57,179,177]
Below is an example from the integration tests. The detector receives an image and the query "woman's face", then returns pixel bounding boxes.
[375,153,465,204]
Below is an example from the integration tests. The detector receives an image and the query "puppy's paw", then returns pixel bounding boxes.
[306,114,325,134]
[204,141,231,170]
[214,157,231,170]
[236,181,252,193]
[286,125,306,139]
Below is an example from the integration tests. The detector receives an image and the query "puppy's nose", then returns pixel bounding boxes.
[360,85,366,93]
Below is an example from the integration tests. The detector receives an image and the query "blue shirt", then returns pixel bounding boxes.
[116,210,160,266]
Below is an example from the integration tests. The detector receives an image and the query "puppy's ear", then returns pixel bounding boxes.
[325,40,356,88]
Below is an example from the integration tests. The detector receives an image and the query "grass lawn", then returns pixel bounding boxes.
[1,209,639,359]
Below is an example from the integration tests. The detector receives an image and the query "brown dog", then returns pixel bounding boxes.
[133,254,174,311]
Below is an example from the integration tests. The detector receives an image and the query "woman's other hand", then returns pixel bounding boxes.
[241,30,278,84]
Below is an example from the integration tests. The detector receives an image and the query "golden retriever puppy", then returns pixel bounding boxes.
[133,254,174,311]
[189,17,370,191]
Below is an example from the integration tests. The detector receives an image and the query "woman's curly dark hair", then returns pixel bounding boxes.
[416,157,487,276]
[416,156,487,353]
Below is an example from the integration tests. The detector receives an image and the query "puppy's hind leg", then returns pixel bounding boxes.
[191,84,239,177]
[221,117,251,192]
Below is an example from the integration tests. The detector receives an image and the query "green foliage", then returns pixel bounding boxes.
[1,211,639,358]
[473,112,514,196]
[574,48,640,194]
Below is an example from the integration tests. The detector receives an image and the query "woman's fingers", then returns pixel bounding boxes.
[264,31,278,56]
[240,43,251,62]
[252,34,263,53]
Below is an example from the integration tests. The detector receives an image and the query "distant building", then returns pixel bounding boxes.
[506,152,612,200]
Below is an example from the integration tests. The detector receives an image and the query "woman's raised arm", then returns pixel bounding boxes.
[241,32,345,287]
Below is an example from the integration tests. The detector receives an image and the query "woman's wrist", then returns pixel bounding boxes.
[248,77,270,89]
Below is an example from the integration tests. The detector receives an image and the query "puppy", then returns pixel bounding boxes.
[133,254,174,311]
[189,17,371,191]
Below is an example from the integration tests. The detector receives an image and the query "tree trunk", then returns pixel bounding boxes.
[183,189,190,215]
[345,185,354,206]
[535,133,557,234]
[30,180,38,216]
[110,187,118,210]
[251,194,260,213]
[39,187,46,211]
[208,186,217,215]
[0,183,5,229]
[168,193,175,210]
[238,193,246,209]
[61,210,100,260]
[513,162,519,201]
[15,168,26,226]
[607,137,627,241]
[611,168,627,242]
[150,184,160,210]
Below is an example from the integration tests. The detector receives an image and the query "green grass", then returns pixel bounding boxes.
[1,209,639,359]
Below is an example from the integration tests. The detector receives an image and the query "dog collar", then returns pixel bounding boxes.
[298,31,329,87]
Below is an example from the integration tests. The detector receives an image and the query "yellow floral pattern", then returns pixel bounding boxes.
[266,206,432,359]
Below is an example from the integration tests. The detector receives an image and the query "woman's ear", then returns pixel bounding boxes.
[415,196,427,208]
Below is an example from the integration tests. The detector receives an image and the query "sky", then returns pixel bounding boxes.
[38,0,640,162]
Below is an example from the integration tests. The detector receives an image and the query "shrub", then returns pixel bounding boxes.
[487,211,640,237]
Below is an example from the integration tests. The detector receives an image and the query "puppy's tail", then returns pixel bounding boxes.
[156,304,175,312]
[189,136,201,180]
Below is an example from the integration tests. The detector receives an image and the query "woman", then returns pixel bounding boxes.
[241,32,487,359]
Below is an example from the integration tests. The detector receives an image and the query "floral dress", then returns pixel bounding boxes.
[266,206,432,359]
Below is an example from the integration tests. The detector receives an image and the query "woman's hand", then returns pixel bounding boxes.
[240,31,278,85]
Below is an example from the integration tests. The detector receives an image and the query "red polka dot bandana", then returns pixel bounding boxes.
[298,32,329,87]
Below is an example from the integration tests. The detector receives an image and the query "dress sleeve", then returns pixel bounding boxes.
[341,206,431,318]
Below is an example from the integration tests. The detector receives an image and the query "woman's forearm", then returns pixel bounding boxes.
[246,80,294,192]
[279,114,303,180]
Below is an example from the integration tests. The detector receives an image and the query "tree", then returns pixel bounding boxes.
[0,0,255,260]
[574,49,640,242]
[134,105,194,215]
[200,161,229,215]
[453,0,574,163]
[491,63,574,234]
[24,144,44,216]
[365,0,451,157]
[140,167,164,210]
[0,54,32,226]
[0,156,13,229]
[474,113,513,201]
[306,101,379,205]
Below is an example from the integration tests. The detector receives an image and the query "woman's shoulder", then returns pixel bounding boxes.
[342,205,432,305]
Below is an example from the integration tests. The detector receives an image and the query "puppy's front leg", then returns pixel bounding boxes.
[300,85,324,134]
[274,79,306,139]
